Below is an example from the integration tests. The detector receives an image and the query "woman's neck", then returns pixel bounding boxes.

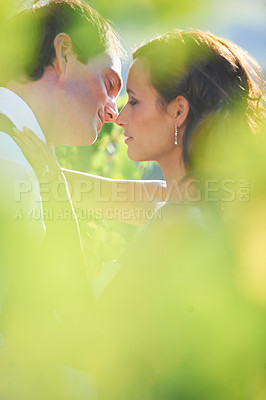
[157,147,196,204]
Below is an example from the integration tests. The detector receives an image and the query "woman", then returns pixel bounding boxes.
[116,30,264,205]
[9,30,266,399]
[87,31,266,400]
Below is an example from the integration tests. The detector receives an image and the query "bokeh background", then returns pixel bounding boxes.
[7,0,265,273]
[0,1,266,399]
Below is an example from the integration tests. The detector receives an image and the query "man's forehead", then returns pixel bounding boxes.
[107,53,122,76]
[89,52,121,75]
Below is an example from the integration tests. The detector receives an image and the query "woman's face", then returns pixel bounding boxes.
[116,59,176,163]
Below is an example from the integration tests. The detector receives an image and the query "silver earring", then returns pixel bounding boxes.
[174,124,178,145]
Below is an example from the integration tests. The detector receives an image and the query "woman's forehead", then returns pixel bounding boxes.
[127,59,156,96]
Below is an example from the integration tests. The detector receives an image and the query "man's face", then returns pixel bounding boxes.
[53,51,122,146]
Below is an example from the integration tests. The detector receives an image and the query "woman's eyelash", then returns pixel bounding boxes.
[128,99,138,106]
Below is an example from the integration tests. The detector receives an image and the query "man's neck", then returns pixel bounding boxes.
[6,69,58,147]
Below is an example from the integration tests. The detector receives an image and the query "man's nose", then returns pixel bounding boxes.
[104,100,118,122]
[115,111,124,127]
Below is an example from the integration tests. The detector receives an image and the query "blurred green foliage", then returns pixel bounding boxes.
[0,1,266,400]
[86,0,209,34]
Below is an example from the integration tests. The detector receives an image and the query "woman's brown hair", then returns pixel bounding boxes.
[133,31,265,172]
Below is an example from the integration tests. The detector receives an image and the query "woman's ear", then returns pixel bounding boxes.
[175,95,190,127]
[53,33,73,76]
[168,95,190,127]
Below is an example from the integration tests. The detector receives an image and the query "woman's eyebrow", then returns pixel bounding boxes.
[127,88,136,95]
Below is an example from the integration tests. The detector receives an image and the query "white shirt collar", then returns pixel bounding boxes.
[0,87,46,168]
[0,87,46,142]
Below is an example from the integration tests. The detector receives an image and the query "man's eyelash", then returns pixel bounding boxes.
[106,77,114,91]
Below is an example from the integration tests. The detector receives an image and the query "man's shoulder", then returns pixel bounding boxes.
[0,91,45,241]
[0,158,45,241]
[0,158,29,179]
[0,158,34,207]
[0,130,31,169]
[0,113,15,135]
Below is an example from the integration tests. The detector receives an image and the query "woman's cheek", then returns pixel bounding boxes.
[133,107,151,128]
[129,109,141,128]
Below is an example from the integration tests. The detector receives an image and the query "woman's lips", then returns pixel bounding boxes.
[124,135,133,144]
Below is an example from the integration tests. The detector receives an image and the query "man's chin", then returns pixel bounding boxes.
[89,131,98,145]
[77,130,98,146]
[62,136,97,146]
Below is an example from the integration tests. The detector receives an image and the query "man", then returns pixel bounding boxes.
[0,1,165,397]
[0,2,124,398]
[0,0,124,228]
[0,0,166,328]
[0,0,165,235]
[0,0,166,321]
[0,0,125,315]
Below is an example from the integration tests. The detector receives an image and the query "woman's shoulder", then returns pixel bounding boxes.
[153,201,201,222]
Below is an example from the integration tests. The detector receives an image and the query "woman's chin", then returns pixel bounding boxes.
[127,149,151,163]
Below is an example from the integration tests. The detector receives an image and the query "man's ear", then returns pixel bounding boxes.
[53,33,73,76]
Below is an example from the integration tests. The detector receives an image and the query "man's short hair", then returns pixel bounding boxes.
[0,0,124,83]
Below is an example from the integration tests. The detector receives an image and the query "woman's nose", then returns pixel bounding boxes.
[115,112,123,127]
[115,106,127,127]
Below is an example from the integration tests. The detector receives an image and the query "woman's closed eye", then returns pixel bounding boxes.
[128,97,139,107]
